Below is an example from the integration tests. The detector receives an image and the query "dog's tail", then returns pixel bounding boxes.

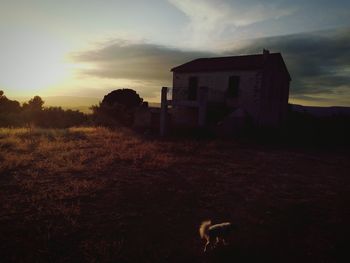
[199,220,212,239]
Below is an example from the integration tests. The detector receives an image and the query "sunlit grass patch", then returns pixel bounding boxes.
[0,127,29,137]
[2,127,177,173]
[69,126,97,133]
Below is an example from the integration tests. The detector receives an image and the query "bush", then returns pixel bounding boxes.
[36,107,88,128]
[92,89,144,127]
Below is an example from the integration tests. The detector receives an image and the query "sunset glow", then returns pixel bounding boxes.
[0,0,349,106]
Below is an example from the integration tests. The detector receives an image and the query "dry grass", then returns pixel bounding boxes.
[0,127,349,263]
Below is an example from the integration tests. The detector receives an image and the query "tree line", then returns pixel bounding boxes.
[0,91,88,128]
[0,89,146,129]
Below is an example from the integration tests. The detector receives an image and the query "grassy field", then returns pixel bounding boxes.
[0,127,349,262]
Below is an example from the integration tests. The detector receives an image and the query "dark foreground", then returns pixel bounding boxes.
[0,127,349,262]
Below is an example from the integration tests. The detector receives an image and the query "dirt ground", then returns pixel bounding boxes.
[0,127,349,262]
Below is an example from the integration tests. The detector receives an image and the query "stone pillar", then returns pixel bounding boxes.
[198,86,208,127]
[160,87,168,136]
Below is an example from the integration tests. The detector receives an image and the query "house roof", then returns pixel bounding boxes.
[171,52,291,80]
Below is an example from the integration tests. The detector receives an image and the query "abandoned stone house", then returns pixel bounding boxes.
[134,50,291,135]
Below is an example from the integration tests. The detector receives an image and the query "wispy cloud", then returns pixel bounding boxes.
[168,0,296,48]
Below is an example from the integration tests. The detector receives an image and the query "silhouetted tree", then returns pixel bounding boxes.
[0,90,21,114]
[22,96,44,111]
[102,89,143,108]
[0,91,22,126]
[92,89,144,127]
[21,96,45,126]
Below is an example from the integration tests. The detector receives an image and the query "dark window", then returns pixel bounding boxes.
[227,76,240,98]
[188,77,198,100]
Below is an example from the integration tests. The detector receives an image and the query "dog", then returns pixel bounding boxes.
[199,220,233,252]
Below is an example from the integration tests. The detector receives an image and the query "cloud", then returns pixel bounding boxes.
[73,41,215,80]
[72,41,215,100]
[167,0,296,47]
[72,28,350,106]
[224,27,350,104]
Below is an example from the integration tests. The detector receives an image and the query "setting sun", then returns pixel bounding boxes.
[0,31,73,95]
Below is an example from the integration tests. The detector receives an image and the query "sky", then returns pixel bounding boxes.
[0,0,349,106]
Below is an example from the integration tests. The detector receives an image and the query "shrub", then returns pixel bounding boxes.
[92,89,144,127]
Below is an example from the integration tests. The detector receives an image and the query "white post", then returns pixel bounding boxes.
[198,86,208,127]
[160,87,168,136]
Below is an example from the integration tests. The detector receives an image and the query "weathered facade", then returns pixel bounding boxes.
[160,50,291,135]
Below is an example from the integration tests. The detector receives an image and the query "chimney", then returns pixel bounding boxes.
[263,49,270,60]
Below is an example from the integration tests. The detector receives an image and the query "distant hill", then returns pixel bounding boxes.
[291,104,350,117]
